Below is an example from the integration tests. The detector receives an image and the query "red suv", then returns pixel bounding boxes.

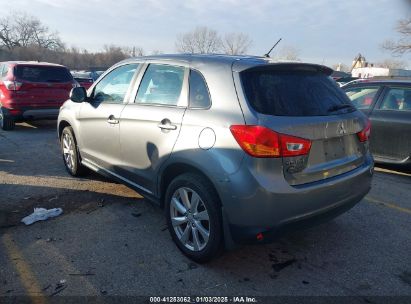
[0,61,76,130]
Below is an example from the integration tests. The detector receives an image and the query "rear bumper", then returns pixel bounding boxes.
[2,107,60,121]
[218,155,373,244]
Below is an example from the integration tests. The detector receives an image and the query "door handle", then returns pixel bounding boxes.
[107,115,119,124]
[158,123,177,130]
[158,118,177,130]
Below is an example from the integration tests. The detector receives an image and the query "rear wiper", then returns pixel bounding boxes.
[327,104,355,113]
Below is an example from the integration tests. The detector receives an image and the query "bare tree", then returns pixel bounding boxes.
[151,50,163,55]
[0,12,63,51]
[377,59,407,69]
[332,63,350,72]
[0,16,19,50]
[276,45,300,61]
[222,32,252,55]
[382,17,411,55]
[175,26,222,54]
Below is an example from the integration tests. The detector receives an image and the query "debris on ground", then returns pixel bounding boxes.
[271,258,297,272]
[69,271,95,276]
[50,279,67,296]
[21,208,63,225]
[131,212,142,218]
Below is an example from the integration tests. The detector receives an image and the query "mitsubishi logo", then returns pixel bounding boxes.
[337,122,347,135]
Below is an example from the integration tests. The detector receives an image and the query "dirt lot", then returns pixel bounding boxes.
[1,121,410,302]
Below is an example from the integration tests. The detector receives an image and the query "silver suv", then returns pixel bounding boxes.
[58,54,373,262]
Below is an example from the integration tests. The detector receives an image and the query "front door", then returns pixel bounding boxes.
[78,63,139,170]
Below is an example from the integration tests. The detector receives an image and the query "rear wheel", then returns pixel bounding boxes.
[165,173,223,263]
[61,126,88,176]
[0,108,15,131]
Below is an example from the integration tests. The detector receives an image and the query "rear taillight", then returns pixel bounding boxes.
[230,125,311,158]
[3,80,22,91]
[357,119,371,142]
[9,109,21,115]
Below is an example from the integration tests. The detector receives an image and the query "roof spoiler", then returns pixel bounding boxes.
[243,63,333,76]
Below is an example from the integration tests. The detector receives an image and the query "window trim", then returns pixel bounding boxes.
[89,63,141,105]
[188,68,212,110]
[131,63,189,108]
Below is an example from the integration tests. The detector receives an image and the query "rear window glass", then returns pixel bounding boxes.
[15,66,73,83]
[240,70,353,116]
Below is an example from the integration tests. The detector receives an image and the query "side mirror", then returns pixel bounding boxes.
[70,87,87,103]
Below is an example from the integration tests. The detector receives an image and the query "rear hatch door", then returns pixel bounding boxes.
[238,64,369,186]
[13,65,73,107]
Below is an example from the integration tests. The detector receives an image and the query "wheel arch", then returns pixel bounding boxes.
[158,162,222,209]
[58,120,71,139]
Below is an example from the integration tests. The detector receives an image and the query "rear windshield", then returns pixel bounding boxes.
[15,65,73,83]
[240,69,354,116]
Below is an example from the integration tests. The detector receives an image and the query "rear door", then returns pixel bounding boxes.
[237,65,369,186]
[78,63,140,169]
[13,65,74,107]
[118,63,188,194]
[368,85,411,162]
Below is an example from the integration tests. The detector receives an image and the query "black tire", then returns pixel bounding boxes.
[61,126,88,176]
[0,108,15,131]
[165,173,223,263]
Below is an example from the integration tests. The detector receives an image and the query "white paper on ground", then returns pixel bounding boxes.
[21,208,63,225]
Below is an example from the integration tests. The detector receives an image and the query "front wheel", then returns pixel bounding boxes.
[61,126,88,176]
[165,173,223,263]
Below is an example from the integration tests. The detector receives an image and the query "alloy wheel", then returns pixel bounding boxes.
[170,187,210,251]
[62,133,75,171]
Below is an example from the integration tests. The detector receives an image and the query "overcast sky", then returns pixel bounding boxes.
[2,0,411,67]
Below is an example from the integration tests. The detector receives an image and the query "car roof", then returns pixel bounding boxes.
[1,61,67,68]
[118,54,332,74]
[342,78,411,88]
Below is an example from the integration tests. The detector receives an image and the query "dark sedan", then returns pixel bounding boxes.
[342,79,411,165]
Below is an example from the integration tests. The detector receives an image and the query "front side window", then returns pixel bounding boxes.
[93,64,138,104]
[136,64,185,106]
[189,70,211,108]
[344,86,379,110]
[379,87,411,111]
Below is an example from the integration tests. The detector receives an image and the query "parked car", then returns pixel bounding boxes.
[71,72,94,90]
[58,55,373,262]
[342,79,411,166]
[73,77,93,90]
[0,61,76,130]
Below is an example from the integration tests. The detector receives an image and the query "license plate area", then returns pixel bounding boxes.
[323,137,346,161]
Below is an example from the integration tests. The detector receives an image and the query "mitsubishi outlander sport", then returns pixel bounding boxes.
[57,54,373,262]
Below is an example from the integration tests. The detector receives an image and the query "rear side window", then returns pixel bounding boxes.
[1,65,8,78]
[344,86,379,110]
[241,70,353,116]
[379,87,411,111]
[189,70,211,108]
[14,65,73,83]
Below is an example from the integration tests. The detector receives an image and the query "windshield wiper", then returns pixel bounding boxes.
[327,104,355,113]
